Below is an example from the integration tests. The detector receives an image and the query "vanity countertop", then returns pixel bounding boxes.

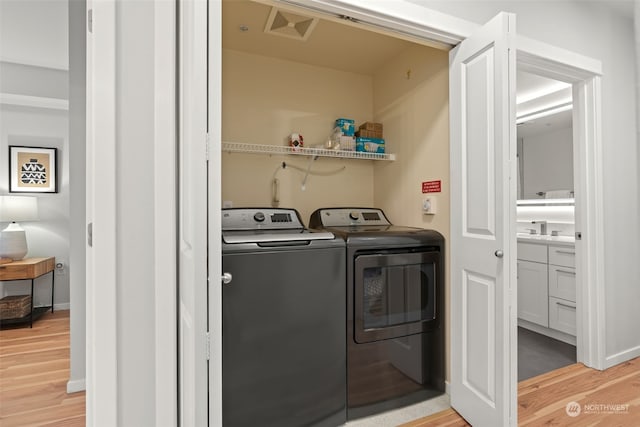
[517,233,575,246]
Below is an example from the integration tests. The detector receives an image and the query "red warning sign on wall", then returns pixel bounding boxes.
[422,180,441,193]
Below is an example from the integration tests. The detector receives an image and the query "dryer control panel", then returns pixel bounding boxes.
[309,208,391,227]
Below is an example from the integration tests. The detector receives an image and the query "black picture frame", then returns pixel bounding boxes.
[8,145,58,193]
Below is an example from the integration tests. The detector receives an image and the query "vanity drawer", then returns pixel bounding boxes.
[549,265,576,302]
[549,297,576,336]
[549,245,575,268]
[517,242,547,263]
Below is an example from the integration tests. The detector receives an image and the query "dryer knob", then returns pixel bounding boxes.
[349,211,360,220]
[254,212,265,222]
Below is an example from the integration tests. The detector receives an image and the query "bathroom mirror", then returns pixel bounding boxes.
[516,71,574,201]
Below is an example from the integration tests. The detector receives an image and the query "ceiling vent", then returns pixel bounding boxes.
[264,7,318,41]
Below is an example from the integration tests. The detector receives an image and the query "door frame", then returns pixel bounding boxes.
[86,0,179,424]
[208,0,224,425]
[517,35,604,369]
[85,0,118,424]
[177,0,210,425]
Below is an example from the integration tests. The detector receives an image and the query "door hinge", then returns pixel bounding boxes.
[205,133,210,161]
[206,331,211,360]
[88,9,93,33]
[87,222,93,247]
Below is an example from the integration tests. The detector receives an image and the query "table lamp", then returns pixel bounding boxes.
[0,196,39,260]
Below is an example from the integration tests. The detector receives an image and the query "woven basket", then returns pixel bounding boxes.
[0,295,31,320]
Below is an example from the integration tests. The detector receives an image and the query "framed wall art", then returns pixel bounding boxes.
[9,146,58,193]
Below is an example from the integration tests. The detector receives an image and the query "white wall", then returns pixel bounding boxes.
[68,0,86,393]
[0,0,71,311]
[416,0,639,367]
[0,108,70,309]
[0,0,68,69]
[0,0,81,385]
[372,44,449,230]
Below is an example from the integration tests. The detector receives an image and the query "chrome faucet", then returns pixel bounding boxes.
[532,221,548,235]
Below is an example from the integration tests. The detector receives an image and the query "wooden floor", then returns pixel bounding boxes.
[0,310,85,427]
[402,357,640,426]
[2,313,640,426]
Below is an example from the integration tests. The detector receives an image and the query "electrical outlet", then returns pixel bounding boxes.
[223,200,233,209]
[423,196,437,215]
[55,261,66,275]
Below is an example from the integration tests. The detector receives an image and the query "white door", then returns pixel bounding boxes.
[178,0,209,425]
[449,12,517,427]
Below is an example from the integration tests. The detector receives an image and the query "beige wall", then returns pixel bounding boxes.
[372,45,449,229]
[221,49,375,222]
[372,44,451,379]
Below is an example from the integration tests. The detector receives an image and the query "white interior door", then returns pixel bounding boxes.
[449,12,517,427]
[178,0,209,425]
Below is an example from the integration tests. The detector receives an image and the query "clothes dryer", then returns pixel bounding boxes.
[309,207,445,420]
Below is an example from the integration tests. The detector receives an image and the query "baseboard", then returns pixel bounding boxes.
[33,304,70,311]
[604,345,640,369]
[67,378,86,394]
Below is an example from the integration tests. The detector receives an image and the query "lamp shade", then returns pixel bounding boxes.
[0,196,38,222]
[0,196,38,260]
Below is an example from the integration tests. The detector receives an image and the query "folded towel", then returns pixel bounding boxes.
[545,189,573,199]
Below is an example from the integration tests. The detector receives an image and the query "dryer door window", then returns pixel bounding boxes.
[354,251,439,343]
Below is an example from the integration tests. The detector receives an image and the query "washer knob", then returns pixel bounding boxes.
[349,211,360,221]
[253,212,265,222]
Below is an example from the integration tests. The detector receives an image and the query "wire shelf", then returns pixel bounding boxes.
[221,141,396,161]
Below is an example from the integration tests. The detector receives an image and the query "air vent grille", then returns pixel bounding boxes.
[264,8,318,41]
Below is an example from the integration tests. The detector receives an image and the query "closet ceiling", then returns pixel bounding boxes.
[222,0,417,75]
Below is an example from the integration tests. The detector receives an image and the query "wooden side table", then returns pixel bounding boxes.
[0,257,55,328]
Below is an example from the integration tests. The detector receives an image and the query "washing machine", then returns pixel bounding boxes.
[309,207,445,420]
[222,208,346,427]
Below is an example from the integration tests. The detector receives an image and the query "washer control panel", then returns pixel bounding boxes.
[311,208,391,227]
[222,208,303,230]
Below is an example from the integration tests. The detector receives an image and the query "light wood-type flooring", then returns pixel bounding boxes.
[0,310,85,427]
[3,311,640,426]
[401,357,640,426]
